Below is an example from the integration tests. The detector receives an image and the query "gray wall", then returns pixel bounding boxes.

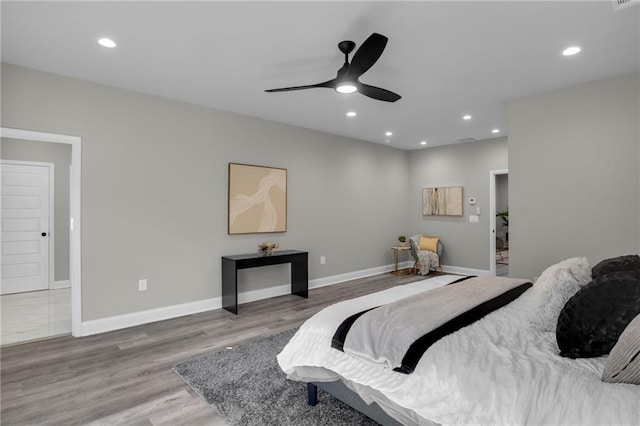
[508,72,640,278]
[408,138,508,270]
[5,61,637,321]
[1,63,410,321]
[1,138,71,282]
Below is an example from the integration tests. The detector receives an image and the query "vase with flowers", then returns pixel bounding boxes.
[258,241,279,256]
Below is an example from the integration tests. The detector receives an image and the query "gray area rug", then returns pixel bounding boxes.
[173,328,378,426]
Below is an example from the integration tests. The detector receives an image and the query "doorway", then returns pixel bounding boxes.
[1,157,68,345]
[489,169,508,276]
[0,127,82,344]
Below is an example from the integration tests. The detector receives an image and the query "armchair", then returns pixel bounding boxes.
[409,234,444,275]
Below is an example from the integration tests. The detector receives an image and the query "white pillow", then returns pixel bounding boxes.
[527,257,591,332]
[549,256,592,285]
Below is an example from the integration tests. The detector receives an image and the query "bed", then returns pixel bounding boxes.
[277,262,640,425]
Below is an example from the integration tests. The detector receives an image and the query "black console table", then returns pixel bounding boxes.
[222,249,309,314]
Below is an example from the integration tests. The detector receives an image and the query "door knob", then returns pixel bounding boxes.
[41,232,47,237]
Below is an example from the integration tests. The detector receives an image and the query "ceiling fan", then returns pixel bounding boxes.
[265,33,401,103]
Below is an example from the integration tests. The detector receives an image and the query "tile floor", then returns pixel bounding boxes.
[0,288,71,346]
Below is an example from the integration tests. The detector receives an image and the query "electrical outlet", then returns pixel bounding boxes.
[320,256,326,265]
[138,279,148,291]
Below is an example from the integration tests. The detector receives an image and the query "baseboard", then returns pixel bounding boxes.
[237,261,413,303]
[81,298,221,337]
[51,280,71,289]
[441,265,491,276]
[238,284,291,305]
[79,260,466,337]
[310,261,411,289]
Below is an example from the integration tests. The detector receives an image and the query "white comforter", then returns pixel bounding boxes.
[277,275,640,426]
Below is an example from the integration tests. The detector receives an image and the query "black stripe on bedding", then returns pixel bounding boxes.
[331,308,378,351]
[393,282,532,374]
[331,275,474,352]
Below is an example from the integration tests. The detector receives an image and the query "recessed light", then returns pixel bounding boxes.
[420,141,427,146]
[385,131,393,137]
[346,111,357,117]
[97,38,117,48]
[562,46,581,56]
[463,115,472,120]
[492,129,500,134]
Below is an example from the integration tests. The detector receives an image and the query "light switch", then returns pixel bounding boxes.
[469,215,479,223]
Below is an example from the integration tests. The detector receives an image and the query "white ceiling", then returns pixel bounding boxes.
[2,1,638,150]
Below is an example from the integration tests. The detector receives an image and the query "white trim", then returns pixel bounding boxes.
[441,265,491,276]
[52,280,71,290]
[237,284,290,305]
[49,164,55,290]
[1,127,82,337]
[0,159,55,167]
[69,141,82,337]
[79,260,437,336]
[0,128,82,145]
[489,169,508,276]
[81,297,220,337]
[310,261,412,289]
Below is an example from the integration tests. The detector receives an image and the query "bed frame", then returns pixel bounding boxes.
[307,381,406,426]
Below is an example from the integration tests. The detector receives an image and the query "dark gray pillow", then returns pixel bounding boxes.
[556,271,640,358]
[591,255,640,279]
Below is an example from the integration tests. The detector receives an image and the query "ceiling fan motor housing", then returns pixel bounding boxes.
[338,40,356,55]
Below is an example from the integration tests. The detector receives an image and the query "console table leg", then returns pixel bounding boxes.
[222,258,238,314]
[291,254,308,298]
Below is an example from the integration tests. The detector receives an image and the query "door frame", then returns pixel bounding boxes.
[489,169,508,275]
[1,127,82,337]
[1,159,55,293]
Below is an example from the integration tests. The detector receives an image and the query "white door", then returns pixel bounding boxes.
[1,162,51,294]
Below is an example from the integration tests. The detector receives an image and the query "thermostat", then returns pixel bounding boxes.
[468,197,476,205]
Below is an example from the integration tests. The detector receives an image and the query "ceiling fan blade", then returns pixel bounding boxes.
[347,33,388,78]
[265,79,336,93]
[359,83,401,102]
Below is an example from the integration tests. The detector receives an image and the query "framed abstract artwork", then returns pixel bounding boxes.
[422,186,463,216]
[228,163,287,234]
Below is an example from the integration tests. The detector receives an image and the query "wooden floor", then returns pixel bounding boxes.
[0,272,431,425]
